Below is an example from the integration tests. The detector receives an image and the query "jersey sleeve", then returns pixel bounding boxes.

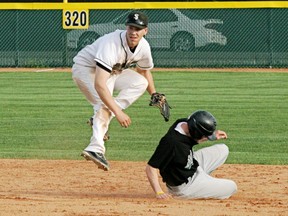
[136,40,154,70]
[93,31,123,72]
[94,40,116,72]
[147,135,174,170]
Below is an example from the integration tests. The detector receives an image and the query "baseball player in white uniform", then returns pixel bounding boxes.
[72,11,158,171]
[146,110,237,199]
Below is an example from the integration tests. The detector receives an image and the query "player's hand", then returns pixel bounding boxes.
[215,130,228,139]
[156,192,172,199]
[115,110,131,128]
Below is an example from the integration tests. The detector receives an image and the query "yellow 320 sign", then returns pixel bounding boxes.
[62,9,89,29]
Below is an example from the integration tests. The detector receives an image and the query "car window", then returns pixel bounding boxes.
[178,9,204,20]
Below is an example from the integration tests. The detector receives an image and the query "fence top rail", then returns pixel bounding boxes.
[1,1,288,10]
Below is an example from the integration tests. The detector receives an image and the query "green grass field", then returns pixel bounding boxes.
[0,71,287,165]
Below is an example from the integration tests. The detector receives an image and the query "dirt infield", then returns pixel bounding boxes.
[0,159,287,216]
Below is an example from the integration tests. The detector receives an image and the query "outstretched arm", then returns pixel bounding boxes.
[136,68,156,95]
[145,164,171,199]
[198,130,228,143]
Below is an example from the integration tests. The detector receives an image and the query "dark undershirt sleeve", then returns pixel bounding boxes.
[96,62,111,73]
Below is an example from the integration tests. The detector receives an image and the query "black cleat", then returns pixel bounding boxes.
[81,150,110,171]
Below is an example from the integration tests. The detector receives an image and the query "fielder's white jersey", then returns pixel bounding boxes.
[73,30,154,72]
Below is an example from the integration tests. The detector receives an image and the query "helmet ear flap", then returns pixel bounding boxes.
[189,128,203,140]
[188,118,202,139]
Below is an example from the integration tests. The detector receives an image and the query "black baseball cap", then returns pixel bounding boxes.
[125,11,148,29]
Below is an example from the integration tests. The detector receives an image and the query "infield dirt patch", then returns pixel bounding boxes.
[0,159,287,216]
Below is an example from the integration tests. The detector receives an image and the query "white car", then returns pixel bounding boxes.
[67,9,227,51]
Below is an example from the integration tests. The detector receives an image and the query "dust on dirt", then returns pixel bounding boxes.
[0,159,287,216]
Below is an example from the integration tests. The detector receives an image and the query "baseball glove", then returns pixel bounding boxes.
[149,92,171,122]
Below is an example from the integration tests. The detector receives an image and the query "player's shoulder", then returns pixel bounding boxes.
[138,37,152,52]
[140,36,150,46]
[96,29,124,43]
[105,29,125,38]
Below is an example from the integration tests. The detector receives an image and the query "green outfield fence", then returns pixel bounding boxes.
[1,1,288,68]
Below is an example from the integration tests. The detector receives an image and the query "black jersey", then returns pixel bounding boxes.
[148,118,199,186]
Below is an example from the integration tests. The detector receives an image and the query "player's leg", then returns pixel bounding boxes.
[84,69,147,168]
[168,166,237,199]
[81,106,113,171]
[168,144,237,199]
[82,69,147,170]
[193,144,229,174]
[72,64,101,106]
[72,64,115,170]
[113,69,148,109]
[84,106,113,152]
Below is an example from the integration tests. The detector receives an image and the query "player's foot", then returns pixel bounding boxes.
[87,117,110,141]
[81,150,110,171]
[87,117,93,127]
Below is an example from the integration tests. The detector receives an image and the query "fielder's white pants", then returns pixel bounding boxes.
[167,144,237,199]
[72,64,148,154]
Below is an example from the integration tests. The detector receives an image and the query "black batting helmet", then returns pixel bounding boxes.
[187,110,217,140]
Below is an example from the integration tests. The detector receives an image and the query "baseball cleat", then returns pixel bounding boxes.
[81,150,110,171]
[87,117,110,141]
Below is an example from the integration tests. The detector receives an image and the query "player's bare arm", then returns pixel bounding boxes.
[136,67,156,95]
[138,67,171,122]
[146,164,171,199]
[94,67,131,128]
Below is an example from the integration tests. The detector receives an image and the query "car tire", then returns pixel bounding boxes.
[170,32,195,52]
[77,32,99,51]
